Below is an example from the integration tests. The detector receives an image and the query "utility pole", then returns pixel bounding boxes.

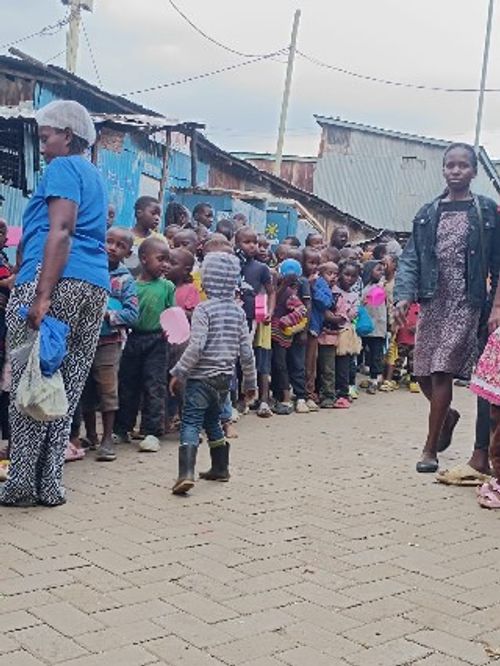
[274,9,301,176]
[61,0,94,74]
[474,0,495,152]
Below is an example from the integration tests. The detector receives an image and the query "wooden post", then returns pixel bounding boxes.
[159,128,171,205]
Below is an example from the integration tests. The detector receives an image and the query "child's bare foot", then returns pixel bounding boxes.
[223,422,239,439]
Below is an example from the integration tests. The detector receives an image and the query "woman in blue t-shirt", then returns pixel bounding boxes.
[0,100,108,507]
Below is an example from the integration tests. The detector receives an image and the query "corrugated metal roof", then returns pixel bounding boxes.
[313,116,500,232]
[232,151,317,163]
[0,53,161,116]
[0,103,203,132]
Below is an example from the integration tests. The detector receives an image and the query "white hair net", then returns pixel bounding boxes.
[35,100,96,146]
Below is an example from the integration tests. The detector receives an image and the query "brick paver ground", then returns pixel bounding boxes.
[1,387,499,665]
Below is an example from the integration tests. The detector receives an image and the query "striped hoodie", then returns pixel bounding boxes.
[171,252,257,391]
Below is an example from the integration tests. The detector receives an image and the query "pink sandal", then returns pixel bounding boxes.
[64,442,86,463]
[333,397,351,409]
[477,478,500,509]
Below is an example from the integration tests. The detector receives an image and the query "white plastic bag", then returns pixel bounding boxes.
[15,332,68,421]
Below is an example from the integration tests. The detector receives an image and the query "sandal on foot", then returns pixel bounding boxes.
[437,408,460,453]
[477,479,500,509]
[65,442,85,462]
[416,458,439,473]
[333,397,351,409]
[379,381,394,392]
[436,463,490,486]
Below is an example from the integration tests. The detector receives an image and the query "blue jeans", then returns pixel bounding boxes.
[180,378,227,447]
[220,393,232,424]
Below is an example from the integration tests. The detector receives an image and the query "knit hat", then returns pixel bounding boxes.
[279,258,302,277]
[35,100,96,146]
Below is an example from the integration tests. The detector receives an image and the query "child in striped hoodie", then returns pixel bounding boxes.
[169,252,257,495]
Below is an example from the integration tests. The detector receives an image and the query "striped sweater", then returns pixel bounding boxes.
[171,252,257,391]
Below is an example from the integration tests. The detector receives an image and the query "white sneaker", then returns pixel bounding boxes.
[295,399,310,414]
[139,435,160,453]
[305,399,319,412]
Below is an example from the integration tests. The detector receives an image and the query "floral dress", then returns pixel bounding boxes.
[414,201,481,379]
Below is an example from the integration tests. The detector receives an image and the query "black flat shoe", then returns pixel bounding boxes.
[416,459,439,473]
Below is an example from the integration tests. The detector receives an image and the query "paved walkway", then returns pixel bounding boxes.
[1,387,499,666]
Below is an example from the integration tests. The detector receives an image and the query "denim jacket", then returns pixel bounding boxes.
[394,194,500,309]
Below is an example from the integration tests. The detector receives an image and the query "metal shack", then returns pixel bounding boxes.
[314,115,500,233]
[0,53,377,243]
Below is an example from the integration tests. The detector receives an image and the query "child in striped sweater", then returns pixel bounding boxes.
[169,252,257,495]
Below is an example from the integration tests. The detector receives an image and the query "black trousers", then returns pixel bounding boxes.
[363,337,385,379]
[287,337,306,400]
[335,355,351,399]
[115,332,168,437]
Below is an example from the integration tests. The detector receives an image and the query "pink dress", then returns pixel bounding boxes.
[470,327,500,406]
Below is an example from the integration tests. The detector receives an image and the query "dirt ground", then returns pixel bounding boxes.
[1,385,499,666]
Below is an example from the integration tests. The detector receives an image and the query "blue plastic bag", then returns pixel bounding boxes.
[19,306,69,377]
[356,305,375,337]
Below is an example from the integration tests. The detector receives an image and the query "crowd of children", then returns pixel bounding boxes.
[0,200,421,495]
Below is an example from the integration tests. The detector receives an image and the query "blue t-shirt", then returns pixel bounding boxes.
[17,156,109,291]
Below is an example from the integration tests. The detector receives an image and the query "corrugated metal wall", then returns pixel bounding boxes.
[314,126,500,232]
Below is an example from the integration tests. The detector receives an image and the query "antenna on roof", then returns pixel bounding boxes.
[61,0,94,74]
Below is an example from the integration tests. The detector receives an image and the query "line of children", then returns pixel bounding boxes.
[0,194,421,499]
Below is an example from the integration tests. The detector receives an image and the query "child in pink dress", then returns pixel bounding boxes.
[470,327,500,508]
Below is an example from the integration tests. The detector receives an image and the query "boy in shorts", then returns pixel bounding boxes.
[81,227,139,461]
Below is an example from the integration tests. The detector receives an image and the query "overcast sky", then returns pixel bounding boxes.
[3,0,500,157]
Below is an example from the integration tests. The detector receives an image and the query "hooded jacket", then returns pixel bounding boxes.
[394,194,500,308]
[172,252,257,390]
[99,264,138,341]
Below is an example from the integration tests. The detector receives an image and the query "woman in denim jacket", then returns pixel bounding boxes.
[394,143,500,473]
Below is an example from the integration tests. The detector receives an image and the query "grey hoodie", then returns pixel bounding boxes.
[171,252,257,390]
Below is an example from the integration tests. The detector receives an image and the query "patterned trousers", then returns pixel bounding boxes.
[1,279,106,506]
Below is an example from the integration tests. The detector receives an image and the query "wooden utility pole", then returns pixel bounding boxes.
[474,0,495,151]
[61,0,94,74]
[273,9,301,176]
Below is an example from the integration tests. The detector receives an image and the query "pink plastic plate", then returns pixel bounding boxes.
[6,226,22,247]
[366,285,385,306]
[160,307,190,344]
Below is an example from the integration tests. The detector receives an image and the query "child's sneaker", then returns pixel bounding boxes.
[139,435,160,452]
[305,399,319,412]
[256,401,273,418]
[319,398,335,409]
[349,385,359,400]
[366,383,377,395]
[295,399,310,414]
[95,442,117,462]
[113,432,131,445]
[409,382,421,393]
[273,402,294,415]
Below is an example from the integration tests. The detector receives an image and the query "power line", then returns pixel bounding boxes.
[297,50,500,93]
[44,49,66,64]
[166,0,286,59]
[122,52,279,96]
[81,19,103,87]
[0,13,72,52]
